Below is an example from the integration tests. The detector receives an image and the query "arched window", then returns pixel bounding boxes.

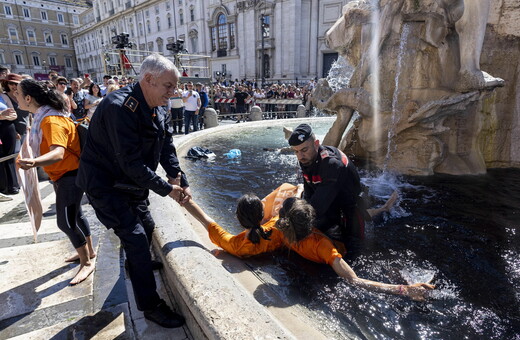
[217,14,227,54]
[167,14,172,28]
[156,17,161,31]
[139,23,143,36]
[179,10,184,25]
[146,20,151,33]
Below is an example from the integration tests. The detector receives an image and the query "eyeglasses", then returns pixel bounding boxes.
[58,82,68,85]
[8,82,17,86]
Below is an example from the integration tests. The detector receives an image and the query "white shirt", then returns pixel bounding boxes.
[182,90,200,111]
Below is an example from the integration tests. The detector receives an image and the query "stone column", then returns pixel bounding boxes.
[204,108,219,128]
[296,104,307,118]
[249,106,263,121]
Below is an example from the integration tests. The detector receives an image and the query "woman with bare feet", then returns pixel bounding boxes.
[16,79,95,285]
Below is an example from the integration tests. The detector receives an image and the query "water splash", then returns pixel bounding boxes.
[326,56,354,91]
[370,0,381,164]
[385,23,411,169]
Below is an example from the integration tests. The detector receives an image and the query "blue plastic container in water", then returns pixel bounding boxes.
[224,149,241,159]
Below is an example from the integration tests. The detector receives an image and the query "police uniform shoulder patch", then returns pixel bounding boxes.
[320,149,331,160]
[339,150,349,166]
[124,96,139,112]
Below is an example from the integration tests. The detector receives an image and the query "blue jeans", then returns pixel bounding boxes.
[184,110,198,134]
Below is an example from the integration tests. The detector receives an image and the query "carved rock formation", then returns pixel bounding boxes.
[317,0,519,175]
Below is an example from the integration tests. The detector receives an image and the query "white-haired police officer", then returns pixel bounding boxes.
[288,124,369,245]
[77,54,189,328]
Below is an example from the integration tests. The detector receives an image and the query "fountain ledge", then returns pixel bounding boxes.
[148,118,334,340]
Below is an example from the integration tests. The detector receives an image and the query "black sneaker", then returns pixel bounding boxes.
[144,300,185,328]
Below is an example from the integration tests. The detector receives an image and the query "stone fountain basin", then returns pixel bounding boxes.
[148,120,332,340]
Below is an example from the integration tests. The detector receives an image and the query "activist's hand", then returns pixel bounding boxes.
[17,158,36,170]
[180,187,192,205]
[404,283,435,301]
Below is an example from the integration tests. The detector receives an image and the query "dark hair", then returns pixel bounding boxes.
[236,194,272,244]
[56,76,68,84]
[89,82,102,97]
[277,198,315,244]
[19,79,67,112]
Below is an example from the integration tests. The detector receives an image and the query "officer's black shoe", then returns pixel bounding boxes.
[144,300,185,328]
[124,260,163,271]
[151,260,163,270]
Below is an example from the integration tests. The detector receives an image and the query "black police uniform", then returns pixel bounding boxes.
[300,145,367,243]
[76,82,188,311]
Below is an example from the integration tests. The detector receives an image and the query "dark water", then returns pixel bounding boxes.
[180,119,520,340]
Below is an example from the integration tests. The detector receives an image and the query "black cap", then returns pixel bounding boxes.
[288,124,313,146]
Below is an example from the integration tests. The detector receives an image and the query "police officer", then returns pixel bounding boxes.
[76,54,189,328]
[288,124,369,245]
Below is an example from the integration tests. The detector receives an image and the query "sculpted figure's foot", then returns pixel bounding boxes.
[70,263,95,285]
[456,70,505,92]
[65,253,97,262]
[311,79,334,109]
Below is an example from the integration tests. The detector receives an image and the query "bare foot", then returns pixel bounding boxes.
[65,253,97,262]
[367,191,399,219]
[70,263,95,285]
[380,191,399,213]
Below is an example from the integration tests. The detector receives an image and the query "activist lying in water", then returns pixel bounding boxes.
[182,183,434,301]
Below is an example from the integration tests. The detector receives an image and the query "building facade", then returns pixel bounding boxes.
[72,0,349,84]
[0,0,89,79]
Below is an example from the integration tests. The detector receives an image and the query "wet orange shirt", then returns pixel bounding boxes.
[207,216,285,257]
[284,230,343,266]
[40,115,81,181]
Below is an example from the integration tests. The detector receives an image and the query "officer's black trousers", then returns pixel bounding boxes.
[87,190,160,311]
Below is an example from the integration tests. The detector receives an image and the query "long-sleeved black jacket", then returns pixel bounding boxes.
[76,82,188,197]
[300,145,362,231]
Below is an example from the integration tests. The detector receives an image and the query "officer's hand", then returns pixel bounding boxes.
[180,187,192,205]
[168,185,184,203]
[167,173,181,186]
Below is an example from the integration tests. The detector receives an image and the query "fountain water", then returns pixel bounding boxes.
[178,120,520,339]
[369,0,382,165]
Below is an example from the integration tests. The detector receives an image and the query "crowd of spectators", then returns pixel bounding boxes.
[0,67,136,199]
[211,79,317,119]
